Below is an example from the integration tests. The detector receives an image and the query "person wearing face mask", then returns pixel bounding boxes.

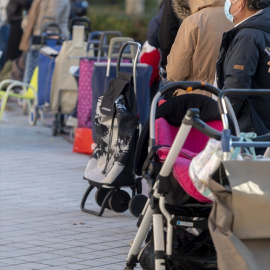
[216,0,270,137]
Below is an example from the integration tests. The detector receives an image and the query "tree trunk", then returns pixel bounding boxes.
[125,0,145,15]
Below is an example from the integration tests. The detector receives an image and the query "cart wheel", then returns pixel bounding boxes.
[22,100,28,115]
[128,194,148,217]
[109,190,130,213]
[39,109,45,125]
[29,107,38,126]
[52,119,58,136]
[95,188,111,209]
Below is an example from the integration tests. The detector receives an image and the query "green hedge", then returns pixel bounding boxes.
[87,1,159,43]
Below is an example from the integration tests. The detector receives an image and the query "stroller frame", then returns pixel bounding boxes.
[125,83,270,270]
[81,41,148,217]
[126,81,223,270]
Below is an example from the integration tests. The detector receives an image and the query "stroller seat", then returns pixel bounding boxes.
[155,116,223,203]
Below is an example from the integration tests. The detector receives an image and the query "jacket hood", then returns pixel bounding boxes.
[172,0,225,19]
[242,6,270,34]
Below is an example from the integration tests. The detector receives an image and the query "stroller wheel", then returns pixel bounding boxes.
[108,190,130,213]
[128,194,148,217]
[95,188,111,209]
[52,119,58,136]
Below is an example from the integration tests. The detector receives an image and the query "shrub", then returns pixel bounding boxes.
[87,0,159,43]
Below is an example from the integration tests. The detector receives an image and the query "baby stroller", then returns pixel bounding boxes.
[125,83,270,270]
[125,81,226,270]
[81,41,148,217]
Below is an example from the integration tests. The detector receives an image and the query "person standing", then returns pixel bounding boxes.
[19,0,71,52]
[166,0,233,97]
[216,0,270,135]
[158,0,185,72]
[5,0,33,61]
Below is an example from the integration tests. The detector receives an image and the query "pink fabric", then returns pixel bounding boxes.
[155,117,223,202]
[155,117,223,153]
[77,58,94,128]
[173,157,212,203]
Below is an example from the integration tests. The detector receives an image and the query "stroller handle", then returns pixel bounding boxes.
[184,109,270,147]
[218,89,270,114]
[218,89,270,131]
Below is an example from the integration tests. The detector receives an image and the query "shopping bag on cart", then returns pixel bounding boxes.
[91,62,152,142]
[77,36,133,129]
[37,46,61,106]
[208,160,270,270]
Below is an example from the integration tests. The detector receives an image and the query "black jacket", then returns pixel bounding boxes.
[158,0,182,69]
[6,0,32,60]
[216,7,270,135]
[147,4,164,49]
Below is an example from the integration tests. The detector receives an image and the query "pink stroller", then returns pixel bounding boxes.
[126,81,224,270]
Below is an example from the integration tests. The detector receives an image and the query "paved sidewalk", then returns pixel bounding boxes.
[0,100,140,270]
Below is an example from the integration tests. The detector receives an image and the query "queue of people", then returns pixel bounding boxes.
[0,0,88,82]
[148,0,270,139]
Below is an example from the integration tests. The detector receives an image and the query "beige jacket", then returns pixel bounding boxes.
[166,0,233,96]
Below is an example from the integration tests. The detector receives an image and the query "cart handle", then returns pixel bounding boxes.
[97,31,122,61]
[106,37,135,77]
[116,41,141,96]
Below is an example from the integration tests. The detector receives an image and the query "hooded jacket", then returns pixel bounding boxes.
[166,0,233,95]
[216,7,270,135]
[158,0,184,69]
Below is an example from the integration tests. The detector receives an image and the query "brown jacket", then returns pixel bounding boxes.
[19,0,42,52]
[166,0,233,95]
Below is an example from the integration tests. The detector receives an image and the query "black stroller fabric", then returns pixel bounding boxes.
[84,72,138,187]
[134,94,221,176]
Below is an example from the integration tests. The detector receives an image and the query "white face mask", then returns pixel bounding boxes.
[224,0,240,22]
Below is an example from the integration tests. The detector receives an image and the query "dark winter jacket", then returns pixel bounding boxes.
[158,0,184,69]
[216,7,270,135]
[6,0,33,60]
[147,3,164,49]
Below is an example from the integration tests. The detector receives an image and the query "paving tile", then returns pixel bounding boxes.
[0,100,141,269]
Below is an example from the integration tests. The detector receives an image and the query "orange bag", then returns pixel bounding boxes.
[73,128,95,154]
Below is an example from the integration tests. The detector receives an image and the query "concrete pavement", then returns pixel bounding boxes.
[0,99,141,270]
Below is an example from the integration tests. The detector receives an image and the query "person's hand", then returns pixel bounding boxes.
[268,61,270,73]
